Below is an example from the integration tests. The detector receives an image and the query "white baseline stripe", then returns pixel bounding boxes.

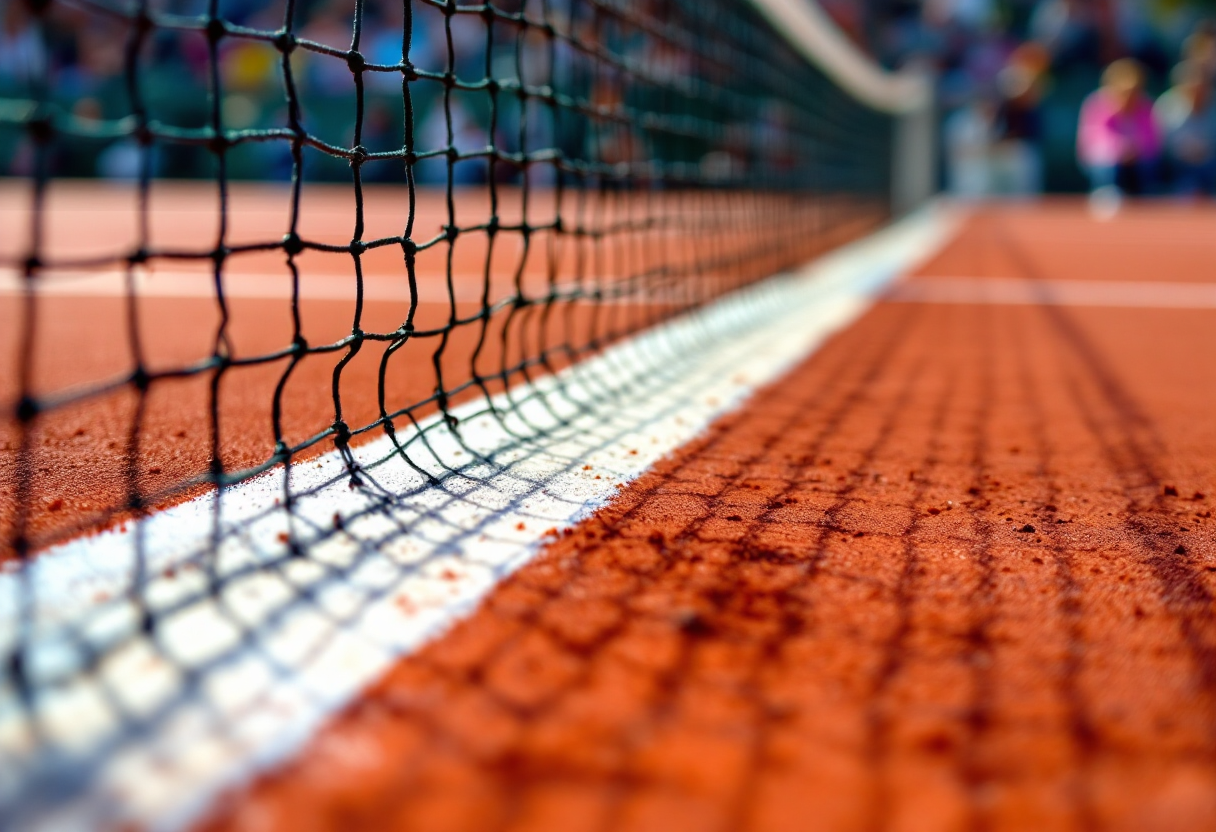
[0,207,953,832]
[888,276,1216,309]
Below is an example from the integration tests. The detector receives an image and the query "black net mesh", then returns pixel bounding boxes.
[1,0,894,555]
[0,0,904,826]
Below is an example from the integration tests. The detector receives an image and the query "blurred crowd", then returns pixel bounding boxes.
[5,0,1216,200]
[838,0,1216,199]
[0,0,532,182]
[0,0,822,188]
[0,0,612,182]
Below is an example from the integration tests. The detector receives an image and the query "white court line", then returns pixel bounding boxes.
[888,276,1216,309]
[0,269,689,305]
[0,207,953,832]
[0,269,575,304]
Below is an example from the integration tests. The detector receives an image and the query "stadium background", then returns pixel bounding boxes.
[4,0,1215,191]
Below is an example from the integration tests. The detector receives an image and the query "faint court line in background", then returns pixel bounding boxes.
[889,276,1216,309]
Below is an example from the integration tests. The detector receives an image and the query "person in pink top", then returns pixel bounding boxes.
[1077,59,1162,210]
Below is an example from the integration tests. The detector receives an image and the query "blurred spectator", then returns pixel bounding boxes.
[1112,0,1171,77]
[944,95,996,198]
[1030,0,1101,72]
[926,0,1000,32]
[1182,22,1216,85]
[1155,60,1216,196]
[1,0,45,91]
[1077,59,1161,213]
[990,42,1050,195]
[942,42,1050,199]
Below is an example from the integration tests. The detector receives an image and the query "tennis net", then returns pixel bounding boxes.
[0,0,932,826]
[0,0,931,557]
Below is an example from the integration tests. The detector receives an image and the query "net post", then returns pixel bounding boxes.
[742,0,938,215]
[892,63,938,216]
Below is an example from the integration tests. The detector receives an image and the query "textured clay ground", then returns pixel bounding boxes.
[195,204,1216,832]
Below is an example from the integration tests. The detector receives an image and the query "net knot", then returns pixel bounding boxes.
[5,648,25,700]
[11,536,30,562]
[128,248,148,265]
[291,334,309,354]
[273,31,297,54]
[14,396,38,423]
[349,239,367,255]
[402,238,417,256]
[26,113,53,145]
[444,224,459,242]
[22,255,41,276]
[131,367,151,391]
[132,10,153,36]
[332,420,353,446]
[349,145,368,166]
[207,131,229,155]
[281,232,304,256]
[204,17,227,44]
[345,51,366,73]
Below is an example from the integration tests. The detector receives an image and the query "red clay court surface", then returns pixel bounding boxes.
[191,202,1216,832]
[9,199,1216,831]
